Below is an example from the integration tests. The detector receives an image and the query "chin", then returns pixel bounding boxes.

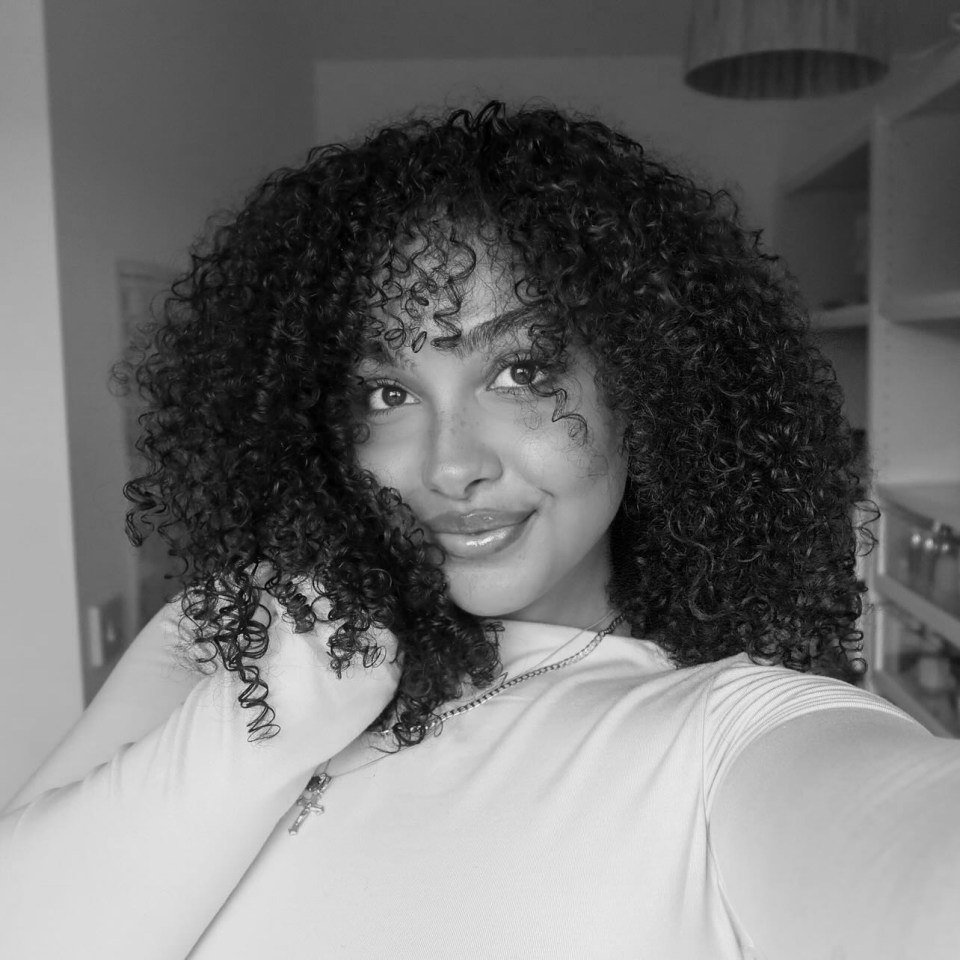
[445,576,542,621]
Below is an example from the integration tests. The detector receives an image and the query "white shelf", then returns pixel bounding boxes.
[879,482,960,530]
[875,573,960,653]
[871,670,956,737]
[882,290,960,323]
[811,303,869,330]
[779,45,960,739]
[883,45,960,124]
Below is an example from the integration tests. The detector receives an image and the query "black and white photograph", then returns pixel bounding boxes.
[2,2,960,957]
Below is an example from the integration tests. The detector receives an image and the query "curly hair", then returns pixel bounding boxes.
[112,99,870,745]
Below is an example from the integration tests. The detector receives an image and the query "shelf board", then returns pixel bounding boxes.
[875,573,960,651]
[884,45,960,123]
[871,670,956,737]
[879,482,960,530]
[882,289,960,323]
[811,303,869,330]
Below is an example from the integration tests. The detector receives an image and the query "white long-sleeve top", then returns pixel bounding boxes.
[2,597,959,959]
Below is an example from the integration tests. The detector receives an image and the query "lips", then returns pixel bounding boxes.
[424,509,533,535]
[423,509,534,559]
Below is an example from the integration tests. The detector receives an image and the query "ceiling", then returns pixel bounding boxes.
[293,0,960,61]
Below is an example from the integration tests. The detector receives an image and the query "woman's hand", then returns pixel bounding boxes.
[241,584,402,758]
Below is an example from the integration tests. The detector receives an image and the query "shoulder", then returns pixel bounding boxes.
[699,653,921,810]
[703,653,909,730]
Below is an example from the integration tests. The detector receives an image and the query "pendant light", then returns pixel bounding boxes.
[684,0,892,99]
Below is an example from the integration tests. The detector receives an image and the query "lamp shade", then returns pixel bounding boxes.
[684,0,891,99]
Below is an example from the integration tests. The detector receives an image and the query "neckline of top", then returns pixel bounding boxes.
[490,617,669,676]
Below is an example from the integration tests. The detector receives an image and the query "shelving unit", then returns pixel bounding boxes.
[778,123,872,435]
[778,46,960,736]
[810,303,869,331]
[875,573,960,650]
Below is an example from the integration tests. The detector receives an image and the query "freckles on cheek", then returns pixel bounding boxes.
[518,427,590,489]
[582,444,624,483]
[559,426,628,491]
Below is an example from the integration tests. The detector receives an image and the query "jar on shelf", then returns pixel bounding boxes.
[920,526,941,598]
[932,525,960,612]
[906,526,926,589]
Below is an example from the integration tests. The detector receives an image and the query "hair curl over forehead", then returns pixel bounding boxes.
[114,100,870,744]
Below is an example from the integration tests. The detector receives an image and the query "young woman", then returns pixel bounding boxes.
[2,101,959,960]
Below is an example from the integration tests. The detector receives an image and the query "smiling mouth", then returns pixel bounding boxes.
[430,513,533,560]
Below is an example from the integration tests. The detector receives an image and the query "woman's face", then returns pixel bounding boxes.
[353,256,628,627]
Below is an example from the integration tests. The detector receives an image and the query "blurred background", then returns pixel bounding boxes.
[3,0,960,806]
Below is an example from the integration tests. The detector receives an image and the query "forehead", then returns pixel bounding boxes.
[358,250,544,367]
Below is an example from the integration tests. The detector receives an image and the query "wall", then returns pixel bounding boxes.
[0,0,316,807]
[46,0,318,694]
[314,55,793,244]
[0,3,81,808]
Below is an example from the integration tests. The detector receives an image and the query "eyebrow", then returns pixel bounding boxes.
[359,304,544,370]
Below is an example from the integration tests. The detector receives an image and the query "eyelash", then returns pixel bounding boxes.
[363,356,552,415]
[492,357,549,394]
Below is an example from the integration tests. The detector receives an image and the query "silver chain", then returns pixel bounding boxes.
[288,611,626,835]
[420,612,626,733]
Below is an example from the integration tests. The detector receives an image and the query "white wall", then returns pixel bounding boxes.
[45,0,319,694]
[0,2,82,808]
[314,56,793,243]
[0,0,317,806]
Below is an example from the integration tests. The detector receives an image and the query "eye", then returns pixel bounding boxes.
[490,359,547,392]
[366,382,417,413]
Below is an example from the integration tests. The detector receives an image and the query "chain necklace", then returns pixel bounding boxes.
[287,611,626,836]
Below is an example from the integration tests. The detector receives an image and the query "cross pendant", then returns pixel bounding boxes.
[287,772,332,836]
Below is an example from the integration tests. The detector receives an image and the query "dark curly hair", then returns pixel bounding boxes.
[111,99,871,746]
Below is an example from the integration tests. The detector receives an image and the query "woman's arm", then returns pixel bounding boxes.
[709,707,960,960]
[0,593,400,959]
[3,600,203,811]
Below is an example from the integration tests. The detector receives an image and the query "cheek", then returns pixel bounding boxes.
[355,441,407,492]
[532,416,627,495]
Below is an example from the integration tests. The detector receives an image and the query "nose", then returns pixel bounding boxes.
[422,403,503,500]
